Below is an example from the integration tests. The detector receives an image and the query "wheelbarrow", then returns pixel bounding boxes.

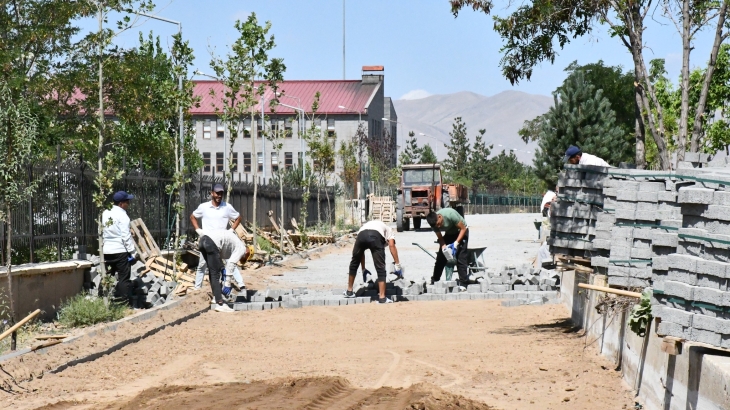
[412,243,488,281]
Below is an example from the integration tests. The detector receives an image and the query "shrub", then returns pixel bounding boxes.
[57,293,128,328]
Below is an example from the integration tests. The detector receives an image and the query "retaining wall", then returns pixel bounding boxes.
[0,260,91,320]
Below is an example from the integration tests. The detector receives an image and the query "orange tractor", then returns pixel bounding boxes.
[396,163,469,232]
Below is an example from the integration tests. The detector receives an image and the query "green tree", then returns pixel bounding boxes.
[442,117,471,183]
[419,144,438,164]
[399,131,420,165]
[209,12,284,247]
[0,84,39,344]
[469,129,492,195]
[532,71,629,186]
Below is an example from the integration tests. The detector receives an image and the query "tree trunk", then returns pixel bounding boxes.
[5,204,16,350]
[677,0,692,161]
[251,111,257,248]
[317,174,321,227]
[690,0,729,151]
[97,7,107,278]
[280,164,284,253]
[635,92,646,168]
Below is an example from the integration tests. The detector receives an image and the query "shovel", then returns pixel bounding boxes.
[412,242,454,281]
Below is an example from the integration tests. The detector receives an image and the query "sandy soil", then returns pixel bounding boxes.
[4,300,636,410]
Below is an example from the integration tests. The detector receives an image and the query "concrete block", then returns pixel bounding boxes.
[696,259,728,278]
[615,209,636,220]
[617,190,639,201]
[690,327,722,346]
[653,256,669,271]
[657,321,691,339]
[491,285,509,293]
[631,248,652,259]
[639,181,666,192]
[657,191,678,202]
[694,287,724,306]
[592,239,611,250]
[664,281,695,300]
[656,306,693,327]
[678,187,714,204]
[501,299,525,307]
[652,232,678,248]
[637,192,659,202]
[610,246,631,258]
[467,284,481,293]
[668,253,700,272]
[667,268,698,285]
[713,190,730,206]
[325,299,339,306]
[591,257,609,268]
[443,293,458,301]
[692,314,730,333]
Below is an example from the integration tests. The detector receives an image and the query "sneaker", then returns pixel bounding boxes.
[457,286,467,292]
[343,290,356,298]
[378,297,394,304]
[231,282,243,292]
[214,304,234,313]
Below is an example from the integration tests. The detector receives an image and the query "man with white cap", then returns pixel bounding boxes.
[195,228,250,312]
[344,220,402,304]
[190,183,245,291]
[564,145,611,167]
[102,191,137,306]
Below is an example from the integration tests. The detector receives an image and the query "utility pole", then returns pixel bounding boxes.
[343,0,346,79]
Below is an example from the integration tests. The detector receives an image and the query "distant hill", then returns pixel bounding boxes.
[393,90,553,164]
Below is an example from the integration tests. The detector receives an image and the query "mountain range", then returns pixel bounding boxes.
[392,90,554,164]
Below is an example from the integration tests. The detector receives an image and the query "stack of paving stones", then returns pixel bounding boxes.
[548,164,609,260]
[79,250,175,309]
[655,166,730,347]
[223,266,561,311]
[590,170,681,288]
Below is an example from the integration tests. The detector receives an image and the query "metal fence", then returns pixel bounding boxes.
[464,193,543,215]
[2,158,334,265]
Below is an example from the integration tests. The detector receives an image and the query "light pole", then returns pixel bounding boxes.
[339,105,365,198]
[418,133,439,159]
[129,11,185,239]
[278,94,306,180]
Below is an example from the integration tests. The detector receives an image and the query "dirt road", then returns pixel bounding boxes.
[8,300,635,410]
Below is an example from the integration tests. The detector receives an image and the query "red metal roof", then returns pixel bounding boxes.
[192,80,379,116]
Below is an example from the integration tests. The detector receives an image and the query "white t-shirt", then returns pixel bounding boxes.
[192,201,240,230]
[198,229,246,274]
[358,220,396,242]
[579,153,611,167]
[540,190,557,210]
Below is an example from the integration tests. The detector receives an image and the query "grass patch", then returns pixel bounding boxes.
[257,236,276,253]
[57,293,128,328]
[0,319,41,355]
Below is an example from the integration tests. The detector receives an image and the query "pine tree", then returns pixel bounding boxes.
[443,117,471,182]
[399,131,420,165]
[533,71,629,186]
[469,129,492,194]
[419,144,438,164]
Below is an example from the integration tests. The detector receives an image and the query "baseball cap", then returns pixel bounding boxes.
[564,145,582,161]
[212,183,225,193]
[113,191,134,202]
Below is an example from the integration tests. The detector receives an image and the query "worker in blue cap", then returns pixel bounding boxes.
[102,191,137,306]
[564,145,611,167]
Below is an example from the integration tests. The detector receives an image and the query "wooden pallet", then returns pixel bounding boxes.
[555,253,594,274]
[369,196,395,222]
[130,218,161,262]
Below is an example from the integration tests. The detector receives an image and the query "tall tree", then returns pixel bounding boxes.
[399,131,420,165]
[532,71,628,186]
[469,129,492,195]
[442,117,471,183]
[209,12,284,247]
[0,84,39,347]
[419,144,438,164]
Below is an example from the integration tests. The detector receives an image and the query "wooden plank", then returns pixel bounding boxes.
[129,220,153,260]
[35,334,69,340]
[661,337,683,355]
[578,283,642,298]
[31,339,63,351]
[0,309,40,342]
[135,219,160,255]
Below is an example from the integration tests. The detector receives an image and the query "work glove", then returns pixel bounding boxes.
[195,228,204,237]
[394,263,404,279]
[447,243,457,256]
[221,269,232,297]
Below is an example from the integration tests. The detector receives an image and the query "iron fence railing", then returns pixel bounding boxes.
[2,158,334,265]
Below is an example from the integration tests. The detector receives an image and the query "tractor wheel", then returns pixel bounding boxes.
[442,192,450,209]
[404,217,411,231]
[396,209,404,232]
[413,217,422,230]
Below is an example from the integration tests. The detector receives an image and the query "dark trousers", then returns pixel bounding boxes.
[349,230,387,282]
[198,236,224,304]
[432,229,470,284]
[104,252,132,306]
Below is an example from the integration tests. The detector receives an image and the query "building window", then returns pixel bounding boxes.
[327,118,335,138]
[203,152,211,172]
[257,119,263,138]
[243,152,251,172]
[216,152,224,172]
[270,120,279,137]
[257,152,263,172]
[203,119,211,139]
[231,152,238,172]
[284,119,293,138]
[271,152,279,172]
[243,119,251,138]
[285,152,293,168]
[216,120,224,139]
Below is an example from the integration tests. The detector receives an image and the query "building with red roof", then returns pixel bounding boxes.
[192,66,397,191]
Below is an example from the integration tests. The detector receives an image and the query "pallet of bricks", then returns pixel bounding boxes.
[548,164,610,271]
[590,169,681,288]
[369,196,395,222]
[653,161,730,349]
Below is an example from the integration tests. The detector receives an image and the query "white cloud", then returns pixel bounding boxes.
[399,89,432,100]
[231,10,251,22]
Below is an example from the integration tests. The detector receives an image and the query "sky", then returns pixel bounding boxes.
[76,0,720,101]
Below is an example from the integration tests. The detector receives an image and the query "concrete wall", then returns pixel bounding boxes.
[0,260,92,321]
[562,270,730,410]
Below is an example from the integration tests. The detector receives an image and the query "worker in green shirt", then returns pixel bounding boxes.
[425,208,470,291]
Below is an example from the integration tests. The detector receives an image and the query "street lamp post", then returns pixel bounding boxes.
[418,133,439,158]
[338,105,364,199]
[129,11,186,240]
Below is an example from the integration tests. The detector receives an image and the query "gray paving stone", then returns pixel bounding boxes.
[694,287,724,306]
[678,187,714,204]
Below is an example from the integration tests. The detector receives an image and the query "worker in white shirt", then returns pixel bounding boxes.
[564,145,611,167]
[540,189,557,217]
[344,220,402,304]
[195,228,250,312]
[190,183,245,291]
[102,191,137,306]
